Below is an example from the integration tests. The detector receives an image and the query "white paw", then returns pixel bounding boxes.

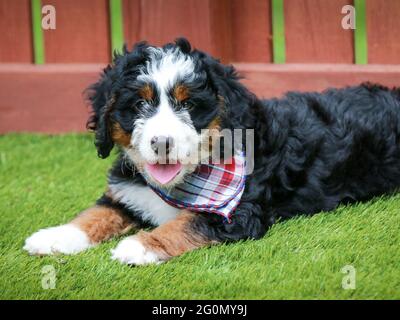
[23,224,92,255]
[111,237,162,265]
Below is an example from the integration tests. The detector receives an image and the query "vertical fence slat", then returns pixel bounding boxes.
[354,0,367,64]
[109,0,124,56]
[31,0,45,64]
[271,0,286,63]
[231,0,272,63]
[366,0,400,64]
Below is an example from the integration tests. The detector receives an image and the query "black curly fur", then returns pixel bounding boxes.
[87,38,400,243]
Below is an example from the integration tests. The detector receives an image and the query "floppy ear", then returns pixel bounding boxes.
[199,54,255,130]
[86,42,149,158]
[174,37,192,54]
[196,53,261,161]
[86,66,117,159]
[93,95,117,159]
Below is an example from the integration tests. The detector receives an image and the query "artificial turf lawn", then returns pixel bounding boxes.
[0,133,399,300]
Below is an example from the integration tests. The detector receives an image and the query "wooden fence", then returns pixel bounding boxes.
[1,0,400,133]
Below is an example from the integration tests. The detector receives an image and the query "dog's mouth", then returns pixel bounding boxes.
[144,162,183,185]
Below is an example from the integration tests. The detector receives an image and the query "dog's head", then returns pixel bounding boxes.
[87,38,252,187]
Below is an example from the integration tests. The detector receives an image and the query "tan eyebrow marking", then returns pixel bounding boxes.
[173,84,190,102]
[138,84,154,101]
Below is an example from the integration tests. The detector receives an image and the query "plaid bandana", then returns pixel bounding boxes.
[149,153,246,222]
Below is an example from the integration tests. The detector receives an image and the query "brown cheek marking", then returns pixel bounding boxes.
[135,210,217,260]
[173,85,190,102]
[205,96,224,153]
[112,123,131,147]
[139,84,153,101]
[207,116,221,130]
[207,117,221,151]
[72,206,135,244]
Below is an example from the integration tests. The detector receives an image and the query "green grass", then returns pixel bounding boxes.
[0,133,399,300]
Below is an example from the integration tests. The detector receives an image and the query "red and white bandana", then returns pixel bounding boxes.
[150,153,246,222]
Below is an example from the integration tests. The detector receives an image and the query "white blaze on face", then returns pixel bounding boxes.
[139,96,199,164]
[131,47,200,168]
[138,47,196,92]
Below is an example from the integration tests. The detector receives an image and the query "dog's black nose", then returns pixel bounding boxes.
[151,136,174,155]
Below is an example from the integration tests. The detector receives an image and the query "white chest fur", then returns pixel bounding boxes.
[108,182,181,226]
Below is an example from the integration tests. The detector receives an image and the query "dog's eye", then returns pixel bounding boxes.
[135,100,146,108]
[182,101,193,111]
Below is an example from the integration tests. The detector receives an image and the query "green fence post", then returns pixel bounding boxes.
[354,0,368,64]
[109,0,124,57]
[31,0,45,64]
[271,0,286,64]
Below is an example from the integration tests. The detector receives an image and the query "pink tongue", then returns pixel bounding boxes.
[145,162,183,185]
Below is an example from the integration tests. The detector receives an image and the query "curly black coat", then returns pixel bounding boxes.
[90,38,400,244]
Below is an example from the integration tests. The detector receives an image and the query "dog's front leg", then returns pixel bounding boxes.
[111,210,216,265]
[24,205,135,255]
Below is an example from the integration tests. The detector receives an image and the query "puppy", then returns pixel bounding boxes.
[24,38,400,265]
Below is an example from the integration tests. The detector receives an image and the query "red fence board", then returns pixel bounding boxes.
[2,0,400,65]
[0,0,33,62]
[367,0,400,64]
[2,63,400,133]
[0,64,102,133]
[124,0,215,58]
[231,0,272,62]
[124,0,271,63]
[236,63,400,98]
[285,0,354,63]
[208,0,233,63]
[42,0,110,63]
[1,1,400,133]
[122,0,140,50]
